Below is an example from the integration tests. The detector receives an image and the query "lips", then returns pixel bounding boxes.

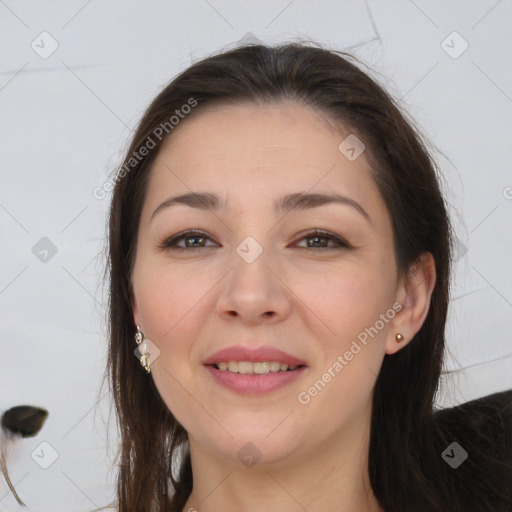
[203,346,308,367]
[203,346,308,395]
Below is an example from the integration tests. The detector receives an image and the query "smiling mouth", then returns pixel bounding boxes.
[207,361,307,374]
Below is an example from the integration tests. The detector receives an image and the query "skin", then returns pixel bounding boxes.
[131,101,436,512]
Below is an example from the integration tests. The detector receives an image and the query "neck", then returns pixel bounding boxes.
[181,402,383,512]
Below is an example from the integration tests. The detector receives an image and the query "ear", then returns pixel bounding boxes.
[385,252,436,355]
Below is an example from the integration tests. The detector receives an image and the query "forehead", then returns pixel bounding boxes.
[158,101,354,172]
[144,101,383,216]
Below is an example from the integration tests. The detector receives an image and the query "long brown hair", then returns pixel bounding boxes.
[104,42,510,511]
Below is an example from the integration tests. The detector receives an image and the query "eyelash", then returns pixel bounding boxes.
[158,229,350,251]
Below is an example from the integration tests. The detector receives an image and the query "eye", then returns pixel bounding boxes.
[158,230,217,250]
[158,228,350,251]
[293,229,350,249]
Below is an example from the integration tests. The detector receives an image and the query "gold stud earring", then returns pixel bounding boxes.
[135,325,151,373]
[395,333,404,343]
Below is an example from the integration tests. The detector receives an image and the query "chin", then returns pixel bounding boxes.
[208,428,303,469]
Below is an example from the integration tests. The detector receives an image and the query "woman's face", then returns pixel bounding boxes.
[131,101,404,467]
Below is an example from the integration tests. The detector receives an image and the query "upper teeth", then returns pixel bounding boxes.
[215,361,298,374]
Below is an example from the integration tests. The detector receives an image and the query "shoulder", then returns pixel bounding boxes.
[434,389,512,455]
[433,389,512,510]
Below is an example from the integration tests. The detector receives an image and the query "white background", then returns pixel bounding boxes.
[1,1,511,510]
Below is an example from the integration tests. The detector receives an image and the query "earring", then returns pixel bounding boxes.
[395,333,405,343]
[135,325,151,374]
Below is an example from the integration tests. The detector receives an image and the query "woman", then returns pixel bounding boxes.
[105,42,511,511]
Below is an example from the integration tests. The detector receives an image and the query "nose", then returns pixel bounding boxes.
[215,245,292,325]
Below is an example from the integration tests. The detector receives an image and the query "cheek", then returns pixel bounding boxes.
[133,260,212,342]
[132,264,211,424]
[297,261,395,342]
[293,269,391,429]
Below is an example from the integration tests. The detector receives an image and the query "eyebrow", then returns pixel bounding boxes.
[150,191,371,223]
